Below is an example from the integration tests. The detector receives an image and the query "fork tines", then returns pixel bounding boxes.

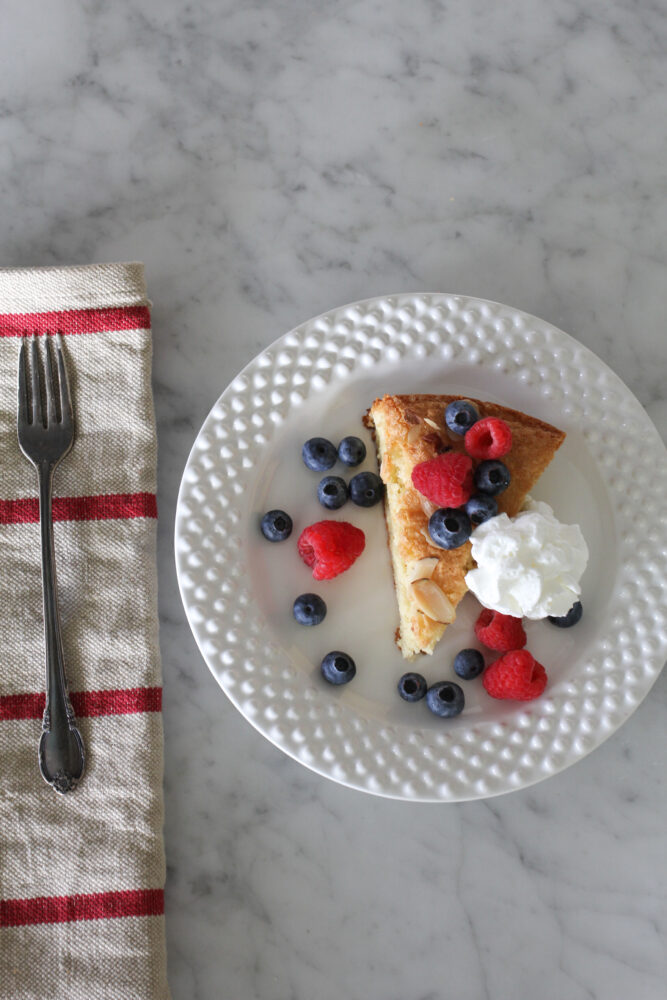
[18,334,72,431]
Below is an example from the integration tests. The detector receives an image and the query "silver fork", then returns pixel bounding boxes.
[18,335,85,793]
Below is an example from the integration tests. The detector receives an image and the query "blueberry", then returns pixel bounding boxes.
[317,475,348,510]
[445,399,480,435]
[338,436,366,467]
[426,681,465,718]
[260,509,293,542]
[293,593,327,626]
[397,672,428,702]
[474,460,511,496]
[321,650,356,685]
[349,471,384,507]
[465,493,498,525]
[428,508,472,549]
[453,648,485,680]
[302,437,337,471]
[548,600,583,628]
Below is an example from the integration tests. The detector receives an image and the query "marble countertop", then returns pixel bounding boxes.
[3,1,667,997]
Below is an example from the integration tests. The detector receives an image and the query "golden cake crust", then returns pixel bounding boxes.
[364,394,566,658]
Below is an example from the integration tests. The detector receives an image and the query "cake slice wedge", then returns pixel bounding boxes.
[364,395,565,659]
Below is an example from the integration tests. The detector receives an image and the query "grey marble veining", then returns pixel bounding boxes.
[2,1,667,998]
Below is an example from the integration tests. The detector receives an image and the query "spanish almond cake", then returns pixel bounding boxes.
[364,394,565,659]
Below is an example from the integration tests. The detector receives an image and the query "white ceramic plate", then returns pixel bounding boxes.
[175,294,667,801]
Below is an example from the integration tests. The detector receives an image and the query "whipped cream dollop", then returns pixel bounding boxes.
[465,498,589,619]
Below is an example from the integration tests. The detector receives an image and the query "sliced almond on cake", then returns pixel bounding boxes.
[407,557,439,582]
[410,579,456,624]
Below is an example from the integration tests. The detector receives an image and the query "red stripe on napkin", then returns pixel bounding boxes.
[0,687,162,721]
[0,305,151,337]
[0,492,157,525]
[0,888,164,927]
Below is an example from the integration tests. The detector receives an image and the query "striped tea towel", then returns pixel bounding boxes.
[0,263,168,999]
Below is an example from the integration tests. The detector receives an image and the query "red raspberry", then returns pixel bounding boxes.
[464,417,512,460]
[474,608,527,651]
[482,649,548,701]
[411,452,474,507]
[297,520,365,580]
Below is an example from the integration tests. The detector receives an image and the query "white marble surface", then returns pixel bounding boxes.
[3,1,667,997]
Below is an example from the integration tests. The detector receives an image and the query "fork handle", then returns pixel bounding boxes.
[37,462,85,793]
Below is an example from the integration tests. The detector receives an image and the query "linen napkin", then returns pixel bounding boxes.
[0,264,168,999]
